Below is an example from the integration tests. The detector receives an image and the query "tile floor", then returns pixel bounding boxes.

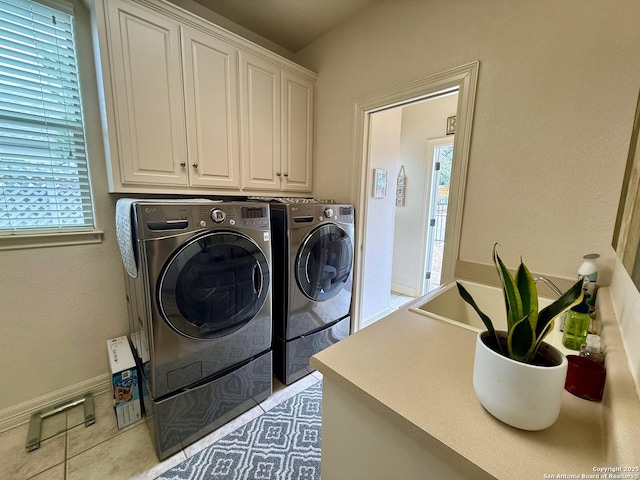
[389,292,415,310]
[1,371,323,480]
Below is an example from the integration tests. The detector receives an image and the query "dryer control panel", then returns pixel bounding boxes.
[286,204,354,229]
[336,205,354,223]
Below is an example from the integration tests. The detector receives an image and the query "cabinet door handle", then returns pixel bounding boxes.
[276,172,282,176]
[192,163,198,169]
[180,162,186,167]
[283,173,289,177]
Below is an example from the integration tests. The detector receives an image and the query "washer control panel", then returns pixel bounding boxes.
[139,202,270,236]
[196,204,269,230]
[210,208,226,223]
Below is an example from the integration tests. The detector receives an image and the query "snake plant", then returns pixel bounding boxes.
[457,245,584,364]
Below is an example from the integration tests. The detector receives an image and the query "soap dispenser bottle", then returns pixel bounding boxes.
[562,299,591,350]
[579,334,604,364]
[578,253,599,304]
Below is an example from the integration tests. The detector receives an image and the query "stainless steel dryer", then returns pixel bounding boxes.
[269,200,354,384]
[121,200,272,460]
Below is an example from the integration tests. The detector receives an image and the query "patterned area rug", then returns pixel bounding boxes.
[156,381,322,480]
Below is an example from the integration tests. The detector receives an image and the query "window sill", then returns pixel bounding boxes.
[0,229,105,251]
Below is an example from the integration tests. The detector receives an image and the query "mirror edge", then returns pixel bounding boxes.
[613,88,640,279]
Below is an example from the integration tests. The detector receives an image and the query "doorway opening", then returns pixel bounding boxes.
[350,62,478,332]
[423,138,454,295]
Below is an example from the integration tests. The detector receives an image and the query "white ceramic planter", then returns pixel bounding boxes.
[473,330,568,430]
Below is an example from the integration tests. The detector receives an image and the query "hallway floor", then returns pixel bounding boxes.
[390,292,415,310]
[1,372,322,480]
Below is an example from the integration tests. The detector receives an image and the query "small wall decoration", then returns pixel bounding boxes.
[396,166,406,207]
[446,115,456,135]
[373,169,388,198]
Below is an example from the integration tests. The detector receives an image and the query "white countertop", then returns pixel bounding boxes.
[311,287,640,479]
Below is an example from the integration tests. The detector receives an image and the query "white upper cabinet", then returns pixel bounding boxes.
[240,52,281,191]
[240,53,315,192]
[281,71,314,192]
[102,0,188,188]
[181,25,240,189]
[91,0,316,195]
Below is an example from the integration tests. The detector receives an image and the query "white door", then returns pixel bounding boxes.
[423,138,454,294]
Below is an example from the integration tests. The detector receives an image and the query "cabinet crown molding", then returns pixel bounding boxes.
[121,0,317,81]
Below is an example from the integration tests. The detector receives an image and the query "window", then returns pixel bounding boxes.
[0,0,95,238]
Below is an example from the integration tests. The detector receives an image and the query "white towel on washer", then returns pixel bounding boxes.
[115,198,139,278]
[115,198,220,278]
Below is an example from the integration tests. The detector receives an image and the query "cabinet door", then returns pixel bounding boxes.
[240,52,281,191]
[281,71,313,192]
[106,0,188,186]
[182,26,240,189]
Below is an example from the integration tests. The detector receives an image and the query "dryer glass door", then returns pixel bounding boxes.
[158,231,270,339]
[296,224,353,302]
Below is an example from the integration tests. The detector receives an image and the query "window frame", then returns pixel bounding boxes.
[0,0,104,250]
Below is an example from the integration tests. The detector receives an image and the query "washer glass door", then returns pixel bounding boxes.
[296,224,353,301]
[159,231,269,339]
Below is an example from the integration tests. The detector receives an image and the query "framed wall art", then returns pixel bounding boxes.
[373,169,388,198]
[396,166,406,206]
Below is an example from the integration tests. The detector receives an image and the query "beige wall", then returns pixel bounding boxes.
[299,0,640,278]
[0,0,296,421]
[299,0,640,389]
[2,0,640,421]
[0,1,128,414]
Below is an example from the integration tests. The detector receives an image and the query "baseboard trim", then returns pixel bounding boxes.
[0,373,112,434]
[391,283,417,297]
[360,307,396,329]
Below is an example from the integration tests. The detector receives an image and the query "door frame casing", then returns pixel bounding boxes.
[350,61,479,333]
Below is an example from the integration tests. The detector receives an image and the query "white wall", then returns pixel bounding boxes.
[360,108,403,324]
[610,253,640,388]
[392,94,458,295]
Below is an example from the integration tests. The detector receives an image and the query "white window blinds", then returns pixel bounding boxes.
[0,0,94,233]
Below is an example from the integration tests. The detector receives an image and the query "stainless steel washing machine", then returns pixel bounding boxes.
[269,200,354,384]
[120,200,272,459]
